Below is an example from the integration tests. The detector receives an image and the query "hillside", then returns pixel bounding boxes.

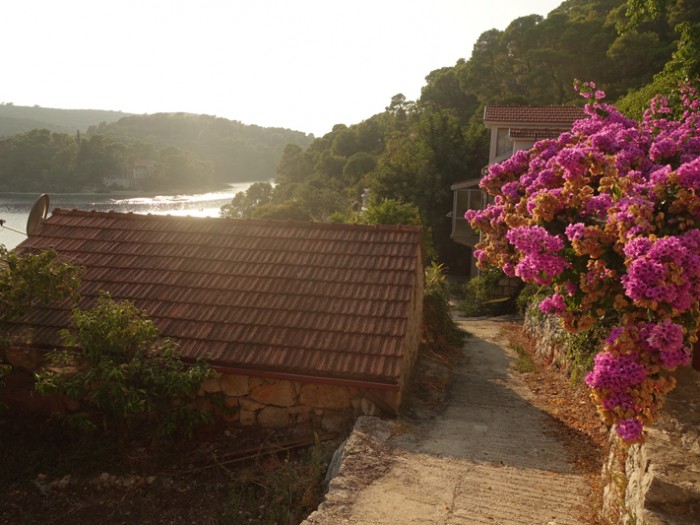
[0,104,131,137]
[0,111,313,193]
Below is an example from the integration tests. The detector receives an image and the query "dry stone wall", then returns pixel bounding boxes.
[524,310,700,524]
[199,372,384,434]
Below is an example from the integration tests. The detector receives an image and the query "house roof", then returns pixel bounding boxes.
[509,128,568,140]
[9,209,424,387]
[483,106,586,125]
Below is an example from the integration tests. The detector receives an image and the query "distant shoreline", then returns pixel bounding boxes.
[0,180,268,200]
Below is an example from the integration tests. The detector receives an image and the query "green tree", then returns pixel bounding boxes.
[250,200,313,221]
[0,246,82,379]
[35,293,213,439]
[276,143,313,185]
[342,152,376,187]
[360,198,423,226]
[421,65,479,124]
[221,181,274,219]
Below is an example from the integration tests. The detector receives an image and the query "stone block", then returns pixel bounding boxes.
[300,383,351,409]
[321,412,351,434]
[288,405,312,423]
[223,396,239,408]
[249,377,265,389]
[200,375,222,394]
[361,398,378,416]
[239,409,256,426]
[258,406,290,428]
[220,374,249,397]
[223,411,239,423]
[250,380,297,407]
[4,348,44,371]
[239,398,265,412]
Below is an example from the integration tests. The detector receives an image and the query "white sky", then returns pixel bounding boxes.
[3,0,563,137]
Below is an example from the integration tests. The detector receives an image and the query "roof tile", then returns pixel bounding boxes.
[10,210,423,385]
[484,105,586,125]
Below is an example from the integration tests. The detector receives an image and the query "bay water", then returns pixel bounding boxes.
[0,181,256,250]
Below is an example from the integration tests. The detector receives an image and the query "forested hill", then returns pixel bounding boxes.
[0,111,313,193]
[222,0,700,273]
[88,113,313,184]
[0,104,130,137]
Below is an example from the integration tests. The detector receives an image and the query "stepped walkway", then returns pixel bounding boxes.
[303,316,594,525]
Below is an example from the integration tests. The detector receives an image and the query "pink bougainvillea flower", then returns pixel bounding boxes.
[465,81,700,443]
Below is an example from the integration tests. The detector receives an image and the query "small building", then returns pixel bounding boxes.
[451,105,586,275]
[3,210,424,433]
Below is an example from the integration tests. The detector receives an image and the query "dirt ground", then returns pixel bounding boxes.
[303,315,609,525]
[0,417,339,525]
[1,315,608,525]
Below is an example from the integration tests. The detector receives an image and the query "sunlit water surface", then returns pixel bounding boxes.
[0,181,256,250]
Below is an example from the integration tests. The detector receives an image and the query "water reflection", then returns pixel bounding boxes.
[0,181,256,250]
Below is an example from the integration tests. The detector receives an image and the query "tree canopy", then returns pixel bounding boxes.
[0,113,312,193]
[222,0,698,272]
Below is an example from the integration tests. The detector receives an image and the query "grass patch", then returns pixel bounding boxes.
[218,440,334,525]
[511,342,536,373]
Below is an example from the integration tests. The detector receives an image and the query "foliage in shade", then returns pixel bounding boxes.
[0,246,83,381]
[422,262,463,351]
[35,293,213,440]
[0,114,311,193]
[466,81,700,443]
[0,246,82,324]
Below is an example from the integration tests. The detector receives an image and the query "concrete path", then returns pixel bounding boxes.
[304,317,593,525]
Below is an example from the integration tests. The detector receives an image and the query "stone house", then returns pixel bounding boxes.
[451,105,586,276]
[3,209,424,434]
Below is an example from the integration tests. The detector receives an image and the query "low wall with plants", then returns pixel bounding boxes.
[524,308,700,524]
[198,372,386,435]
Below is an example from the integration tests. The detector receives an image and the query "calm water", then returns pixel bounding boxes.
[0,182,257,250]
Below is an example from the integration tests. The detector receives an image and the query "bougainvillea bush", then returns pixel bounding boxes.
[466,82,700,443]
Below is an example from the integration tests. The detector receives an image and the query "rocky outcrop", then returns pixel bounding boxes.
[301,416,395,525]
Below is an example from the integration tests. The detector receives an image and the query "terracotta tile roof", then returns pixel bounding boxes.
[10,210,424,386]
[483,105,586,125]
[509,128,567,140]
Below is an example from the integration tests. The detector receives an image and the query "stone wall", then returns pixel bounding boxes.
[616,366,700,524]
[1,346,392,436]
[395,255,425,407]
[198,371,388,435]
[524,310,700,524]
[522,307,568,366]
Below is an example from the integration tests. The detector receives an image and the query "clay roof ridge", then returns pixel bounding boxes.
[10,312,408,341]
[41,251,420,279]
[200,360,401,385]
[483,105,586,124]
[155,319,408,340]
[48,208,423,234]
[187,332,405,351]
[78,275,414,296]
[72,285,412,308]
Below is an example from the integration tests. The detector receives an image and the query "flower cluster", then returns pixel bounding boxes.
[466,83,700,443]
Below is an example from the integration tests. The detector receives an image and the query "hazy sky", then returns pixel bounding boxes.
[3,1,563,136]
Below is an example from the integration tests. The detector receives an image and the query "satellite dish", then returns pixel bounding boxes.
[26,194,50,236]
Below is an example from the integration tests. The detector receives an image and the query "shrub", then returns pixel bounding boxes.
[0,246,82,383]
[460,267,516,317]
[465,81,700,442]
[422,262,463,349]
[35,293,213,440]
